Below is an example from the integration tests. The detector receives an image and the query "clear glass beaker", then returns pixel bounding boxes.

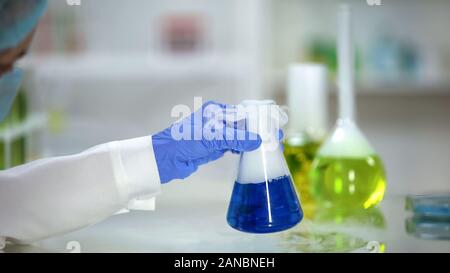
[227,100,303,233]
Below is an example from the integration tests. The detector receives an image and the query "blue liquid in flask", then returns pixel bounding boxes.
[227,175,303,233]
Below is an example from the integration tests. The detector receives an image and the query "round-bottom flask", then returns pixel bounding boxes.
[310,119,387,210]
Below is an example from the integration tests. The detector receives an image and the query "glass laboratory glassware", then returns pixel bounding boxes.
[405,216,450,240]
[227,100,303,233]
[309,5,386,210]
[406,195,450,218]
[0,89,27,170]
[284,64,328,219]
[405,195,450,240]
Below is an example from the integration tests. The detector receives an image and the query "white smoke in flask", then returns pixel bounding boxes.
[235,100,291,184]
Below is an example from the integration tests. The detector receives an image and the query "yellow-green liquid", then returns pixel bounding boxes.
[0,90,27,170]
[284,140,321,218]
[310,155,386,210]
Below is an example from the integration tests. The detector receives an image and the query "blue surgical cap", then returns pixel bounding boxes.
[0,0,47,51]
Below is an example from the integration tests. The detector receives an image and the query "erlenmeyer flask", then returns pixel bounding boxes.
[310,5,386,210]
[227,100,303,233]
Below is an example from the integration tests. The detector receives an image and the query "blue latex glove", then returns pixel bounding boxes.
[0,0,47,51]
[152,101,263,183]
[0,68,22,121]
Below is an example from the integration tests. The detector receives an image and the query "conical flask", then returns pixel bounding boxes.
[310,5,387,210]
[227,100,303,233]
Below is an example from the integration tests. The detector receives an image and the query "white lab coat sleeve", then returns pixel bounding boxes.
[0,135,161,244]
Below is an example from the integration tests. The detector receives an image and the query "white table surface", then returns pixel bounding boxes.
[3,178,450,253]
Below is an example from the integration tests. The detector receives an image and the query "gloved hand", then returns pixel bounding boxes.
[152,101,263,183]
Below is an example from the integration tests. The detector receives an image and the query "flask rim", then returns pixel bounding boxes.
[241,99,275,106]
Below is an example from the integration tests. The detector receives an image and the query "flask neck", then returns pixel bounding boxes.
[242,102,286,152]
[236,101,290,183]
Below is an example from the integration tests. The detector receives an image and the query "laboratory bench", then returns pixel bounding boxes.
[3,178,450,253]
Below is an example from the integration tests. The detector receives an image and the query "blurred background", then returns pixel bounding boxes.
[3,0,450,197]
